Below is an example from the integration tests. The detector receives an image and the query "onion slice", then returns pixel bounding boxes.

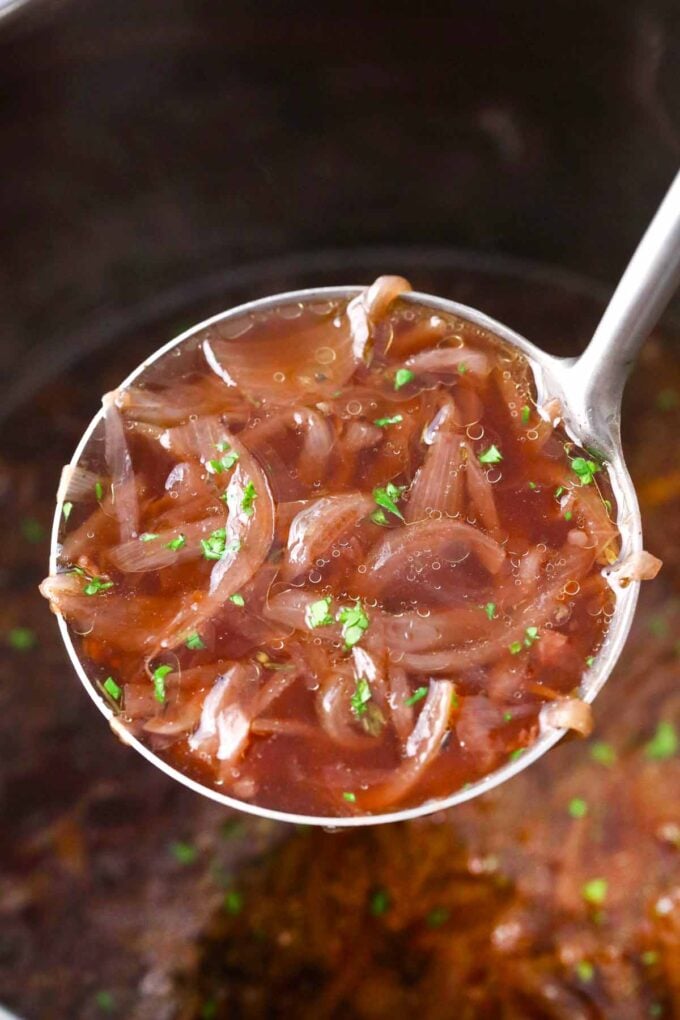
[283,493,374,580]
[102,391,140,541]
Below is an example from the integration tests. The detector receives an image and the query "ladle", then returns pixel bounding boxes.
[49,170,680,826]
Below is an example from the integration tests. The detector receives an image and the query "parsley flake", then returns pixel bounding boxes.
[478,444,503,465]
[524,625,539,648]
[564,510,573,521]
[185,632,206,650]
[169,840,198,865]
[62,501,73,521]
[484,602,497,621]
[575,960,595,982]
[568,797,588,819]
[83,575,114,596]
[509,747,525,761]
[521,405,531,423]
[585,655,595,667]
[201,528,227,560]
[103,676,121,701]
[305,596,334,629]
[394,367,414,390]
[509,641,523,655]
[582,877,608,906]
[152,664,172,702]
[528,481,537,490]
[374,414,403,428]
[342,791,357,803]
[229,593,245,607]
[166,533,186,551]
[458,361,468,374]
[350,676,371,717]
[373,482,406,521]
[139,532,159,542]
[336,603,370,648]
[207,447,239,473]
[8,627,37,651]
[590,741,617,766]
[95,480,104,501]
[570,456,601,486]
[644,721,677,761]
[370,889,390,916]
[405,686,428,707]
[224,889,243,915]
[240,480,258,516]
[370,508,389,526]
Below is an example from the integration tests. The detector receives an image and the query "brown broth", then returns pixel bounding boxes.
[41,281,621,817]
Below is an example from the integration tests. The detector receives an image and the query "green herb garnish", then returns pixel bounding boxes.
[644,721,677,761]
[509,641,523,655]
[370,508,389,526]
[152,664,172,702]
[570,456,601,486]
[521,405,530,423]
[564,510,573,521]
[305,596,334,629]
[83,575,114,596]
[169,840,198,865]
[585,655,595,667]
[641,950,659,966]
[575,960,595,982]
[523,625,539,647]
[342,791,357,803]
[207,446,239,473]
[555,486,565,499]
[370,889,390,916]
[350,676,371,717]
[458,361,468,374]
[484,602,497,621]
[62,501,73,521]
[103,676,121,701]
[503,711,513,722]
[139,532,159,542]
[478,444,503,465]
[229,593,245,607]
[405,686,428,707]
[95,480,104,501]
[166,533,186,551]
[373,482,406,521]
[374,414,403,428]
[590,741,617,766]
[394,367,414,390]
[528,481,537,490]
[8,627,37,651]
[240,480,258,517]
[337,603,370,648]
[201,528,227,559]
[568,797,588,819]
[224,890,243,915]
[582,877,608,906]
[509,747,525,761]
[185,632,206,650]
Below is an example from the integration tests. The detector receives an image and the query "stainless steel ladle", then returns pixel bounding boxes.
[49,170,680,826]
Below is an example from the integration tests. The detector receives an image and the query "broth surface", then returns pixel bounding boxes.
[41,280,621,816]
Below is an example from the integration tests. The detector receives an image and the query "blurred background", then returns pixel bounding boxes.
[0,2,679,1018]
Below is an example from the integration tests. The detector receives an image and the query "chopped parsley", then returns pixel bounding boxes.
[224,889,243,915]
[484,602,497,621]
[478,444,503,465]
[585,655,595,667]
[582,877,608,906]
[374,413,403,428]
[523,625,539,647]
[509,747,525,761]
[641,950,659,966]
[95,480,104,501]
[426,907,450,928]
[103,676,121,701]
[8,627,37,651]
[350,676,371,717]
[240,480,258,516]
[207,447,239,473]
[394,367,414,390]
[458,361,468,374]
[201,528,227,559]
[509,641,523,655]
[336,603,370,648]
[169,840,198,865]
[21,517,45,543]
[590,741,617,766]
[451,689,459,709]
[503,711,513,723]
[185,632,206,650]
[370,508,389,526]
[83,575,114,596]
[166,533,186,551]
[342,791,357,803]
[568,797,588,819]
[575,960,595,983]
[370,889,390,916]
[564,510,573,521]
[528,481,537,490]
[139,532,159,542]
[229,593,245,607]
[555,486,565,499]
[405,686,428,707]
[373,482,406,521]
[644,721,677,761]
[152,664,173,702]
[62,501,73,521]
[305,596,334,629]
[521,405,531,424]
[570,456,601,486]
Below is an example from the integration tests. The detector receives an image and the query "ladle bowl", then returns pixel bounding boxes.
[48,171,680,826]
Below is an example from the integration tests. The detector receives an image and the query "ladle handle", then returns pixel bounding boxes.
[568,169,680,441]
